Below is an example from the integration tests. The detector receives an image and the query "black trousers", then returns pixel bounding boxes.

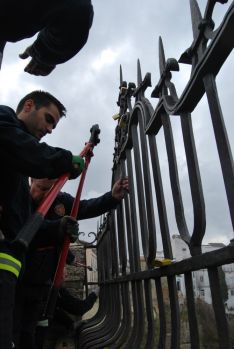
[0,270,17,349]
[13,283,49,349]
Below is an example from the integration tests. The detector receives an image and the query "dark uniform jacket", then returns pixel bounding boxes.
[47,191,118,220]
[0,105,74,241]
[23,191,119,285]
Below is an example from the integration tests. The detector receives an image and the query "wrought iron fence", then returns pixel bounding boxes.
[77,1,234,348]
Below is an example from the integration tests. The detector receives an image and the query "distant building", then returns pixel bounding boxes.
[64,243,86,297]
[86,247,98,290]
[62,243,98,297]
[171,235,234,312]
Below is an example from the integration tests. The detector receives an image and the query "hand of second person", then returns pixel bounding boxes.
[112,177,129,201]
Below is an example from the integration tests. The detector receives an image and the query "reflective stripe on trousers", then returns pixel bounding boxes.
[37,319,49,327]
[0,253,21,278]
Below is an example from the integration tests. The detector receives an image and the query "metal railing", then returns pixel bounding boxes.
[77,1,234,348]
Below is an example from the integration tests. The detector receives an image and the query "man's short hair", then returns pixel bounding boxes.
[16,90,66,117]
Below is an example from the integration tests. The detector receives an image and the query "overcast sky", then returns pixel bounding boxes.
[1,0,233,248]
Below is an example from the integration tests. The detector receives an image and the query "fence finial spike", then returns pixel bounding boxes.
[190,0,202,39]
[137,58,142,86]
[120,65,123,85]
[158,36,166,76]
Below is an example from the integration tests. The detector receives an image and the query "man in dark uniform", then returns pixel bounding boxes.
[0,0,94,75]
[0,90,84,349]
[17,176,129,348]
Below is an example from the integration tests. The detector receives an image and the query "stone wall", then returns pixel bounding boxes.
[63,244,85,298]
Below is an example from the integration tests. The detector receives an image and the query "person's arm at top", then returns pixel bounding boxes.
[19,0,94,76]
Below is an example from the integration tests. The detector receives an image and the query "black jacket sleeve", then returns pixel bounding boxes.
[57,191,120,219]
[0,106,73,178]
[78,192,119,219]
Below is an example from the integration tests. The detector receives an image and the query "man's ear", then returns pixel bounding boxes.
[23,99,35,112]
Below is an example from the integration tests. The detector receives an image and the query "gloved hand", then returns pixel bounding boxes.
[19,45,56,76]
[69,155,85,179]
[59,216,79,243]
